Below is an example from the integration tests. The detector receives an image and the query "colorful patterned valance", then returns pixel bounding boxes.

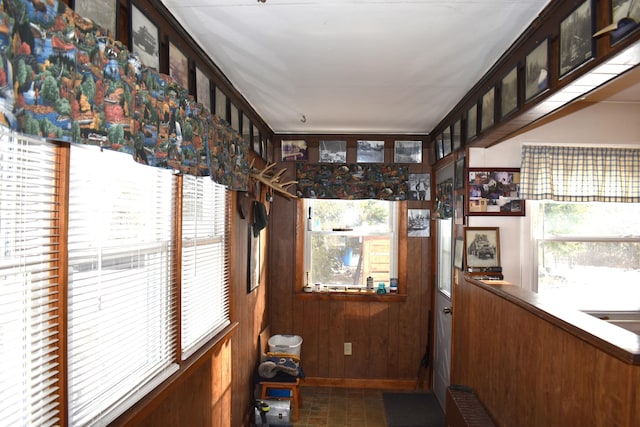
[296,163,409,200]
[0,0,249,190]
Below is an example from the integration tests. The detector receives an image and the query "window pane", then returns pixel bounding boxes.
[309,199,393,232]
[0,133,60,426]
[181,175,230,360]
[534,201,640,311]
[306,199,397,289]
[67,146,178,425]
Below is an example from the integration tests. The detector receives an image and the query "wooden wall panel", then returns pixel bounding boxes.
[267,152,434,386]
[452,277,640,426]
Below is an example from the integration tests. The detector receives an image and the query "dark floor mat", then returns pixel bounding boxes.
[383,391,445,427]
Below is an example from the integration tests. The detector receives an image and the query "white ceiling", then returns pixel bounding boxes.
[160,0,553,135]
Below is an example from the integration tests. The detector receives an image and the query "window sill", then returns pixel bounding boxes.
[296,290,406,302]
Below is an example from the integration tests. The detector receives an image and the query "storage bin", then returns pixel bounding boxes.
[268,334,303,356]
[254,399,291,425]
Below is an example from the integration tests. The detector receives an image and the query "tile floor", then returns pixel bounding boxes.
[290,386,388,427]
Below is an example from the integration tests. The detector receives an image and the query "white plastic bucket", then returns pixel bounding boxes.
[268,334,303,356]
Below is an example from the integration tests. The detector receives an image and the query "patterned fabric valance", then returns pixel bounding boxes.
[521,145,640,202]
[0,0,249,191]
[296,163,409,200]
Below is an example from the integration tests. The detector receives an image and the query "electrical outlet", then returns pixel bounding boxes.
[344,342,352,356]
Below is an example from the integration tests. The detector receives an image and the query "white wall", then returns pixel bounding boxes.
[467,101,640,289]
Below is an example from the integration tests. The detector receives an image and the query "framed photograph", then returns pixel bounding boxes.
[525,39,549,102]
[131,4,159,71]
[610,0,640,44]
[394,140,422,163]
[560,0,594,78]
[213,86,229,122]
[356,140,384,163]
[75,0,117,36]
[247,223,260,293]
[169,42,188,89]
[451,120,461,151]
[454,194,465,225]
[281,140,308,161]
[433,138,442,161]
[230,103,239,131]
[196,66,210,110]
[442,129,452,156]
[468,168,525,216]
[408,209,430,237]
[319,140,347,163]
[242,113,251,145]
[454,157,466,189]
[501,66,518,119]
[408,173,431,201]
[454,237,464,270]
[464,227,500,268]
[481,87,495,132]
[466,104,477,141]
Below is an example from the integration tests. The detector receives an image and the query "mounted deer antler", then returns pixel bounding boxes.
[249,160,297,200]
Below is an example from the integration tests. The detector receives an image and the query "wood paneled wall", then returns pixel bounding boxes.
[267,153,434,387]
[452,275,640,426]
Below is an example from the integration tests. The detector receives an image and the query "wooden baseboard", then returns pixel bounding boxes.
[300,377,420,390]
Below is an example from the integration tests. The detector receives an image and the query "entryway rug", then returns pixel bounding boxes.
[383,391,445,427]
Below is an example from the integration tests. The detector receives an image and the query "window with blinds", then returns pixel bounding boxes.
[0,133,61,426]
[66,146,179,425]
[181,176,230,359]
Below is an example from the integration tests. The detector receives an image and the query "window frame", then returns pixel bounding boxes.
[295,199,408,299]
[0,130,234,427]
[530,200,640,311]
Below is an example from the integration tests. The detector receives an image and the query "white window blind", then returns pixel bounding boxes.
[67,146,178,426]
[181,175,230,360]
[0,132,61,426]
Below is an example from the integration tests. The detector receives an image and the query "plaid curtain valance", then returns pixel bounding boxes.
[520,145,640,202]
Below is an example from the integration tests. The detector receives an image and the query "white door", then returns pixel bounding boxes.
[433,169,454,408]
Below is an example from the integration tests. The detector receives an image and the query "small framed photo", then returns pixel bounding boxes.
[356,140,384,163]
[394,140,422,163]
[481,87,495,132]
[559,0,594,78]
[454,157,465,190]
[500,66,518,119]
[454,194,465,225]
[408,209,430,238]
[466,104,477,141]
[464,227,500,268]
[610,0,640,44]
[468,168,525,216]
[442,128,452,156]
[408,173,431,201]
[169,41,188,90]
[75,0,117,36]
[451,120,462,151]
[196,66,211,110]
[319,140,347,163]
[281,140,308,161]
[454,237,464,270]
[433,138,442,161]
[230,103,239,131]
[525,38,549,102]
[214,86,228,121]
[131,4,159,71]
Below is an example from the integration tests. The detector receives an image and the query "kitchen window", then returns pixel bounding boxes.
[303,198,399,292]
[531,201,640,310]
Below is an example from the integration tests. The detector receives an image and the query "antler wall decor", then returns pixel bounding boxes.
[249,160,298,200]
